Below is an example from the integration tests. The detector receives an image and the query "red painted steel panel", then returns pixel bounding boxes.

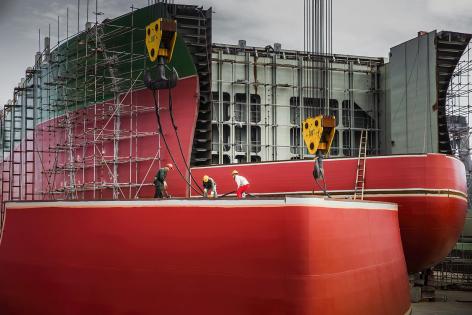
[367,195,467,272]
[190,154,466,196]
[32,76,199,200]
[0,200,410,315]
[191,154,468,272]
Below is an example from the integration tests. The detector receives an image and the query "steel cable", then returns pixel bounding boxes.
[152,90,203,196]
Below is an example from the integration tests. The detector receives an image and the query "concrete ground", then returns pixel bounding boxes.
[411,290,472,315]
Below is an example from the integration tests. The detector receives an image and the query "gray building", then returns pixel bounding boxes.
[382,31,471,156]
[209,30,471,164]
[210,42,382,164]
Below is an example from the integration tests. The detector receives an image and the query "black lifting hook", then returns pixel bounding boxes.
[144,56,179,90]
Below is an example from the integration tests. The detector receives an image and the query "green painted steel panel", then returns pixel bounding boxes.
[27,4,197,124]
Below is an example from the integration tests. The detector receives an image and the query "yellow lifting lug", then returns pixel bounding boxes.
[302,115,336,155]
[145,18,177,63]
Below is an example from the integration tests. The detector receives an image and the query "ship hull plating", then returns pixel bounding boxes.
[191,154,468,273]
[0,198,411,315]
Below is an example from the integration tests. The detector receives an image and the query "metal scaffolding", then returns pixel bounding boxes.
[0,1,215,231]
[435,40,472,290]
[446,41,472,200]
[434,246,472,290]
[0,2,164,207]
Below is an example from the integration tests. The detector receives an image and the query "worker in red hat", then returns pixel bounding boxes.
[232,170,250,199]
[153,163,173,198]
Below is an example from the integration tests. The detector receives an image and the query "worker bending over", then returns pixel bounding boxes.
[202,175,217,198]
[154,163,173,198]
[232,170,250,199]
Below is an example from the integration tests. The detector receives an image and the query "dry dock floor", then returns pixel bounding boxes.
[411,290,472,314]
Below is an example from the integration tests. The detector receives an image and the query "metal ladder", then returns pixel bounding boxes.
[10,89,24,201]
[354,129,368,200]
[24,68,38,201]
[1,104,13,228]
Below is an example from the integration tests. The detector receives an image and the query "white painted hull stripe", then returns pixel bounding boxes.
[5,197,397,211]
[252,189,467,200]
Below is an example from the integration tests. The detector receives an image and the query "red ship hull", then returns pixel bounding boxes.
[191,154,468,273]
[1,71,465,275]
[32,76,199,200]
[0,198,411,315]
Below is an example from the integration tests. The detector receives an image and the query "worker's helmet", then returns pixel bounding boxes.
[203,175,209,182]
[232,170,239,175]
[166,163,174,170]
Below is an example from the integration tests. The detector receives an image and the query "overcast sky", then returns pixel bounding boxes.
[0,0,471,105]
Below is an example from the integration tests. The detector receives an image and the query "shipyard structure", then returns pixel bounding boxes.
[0,3,470,203]
[0,2,470,314]
[210,32,471,164]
